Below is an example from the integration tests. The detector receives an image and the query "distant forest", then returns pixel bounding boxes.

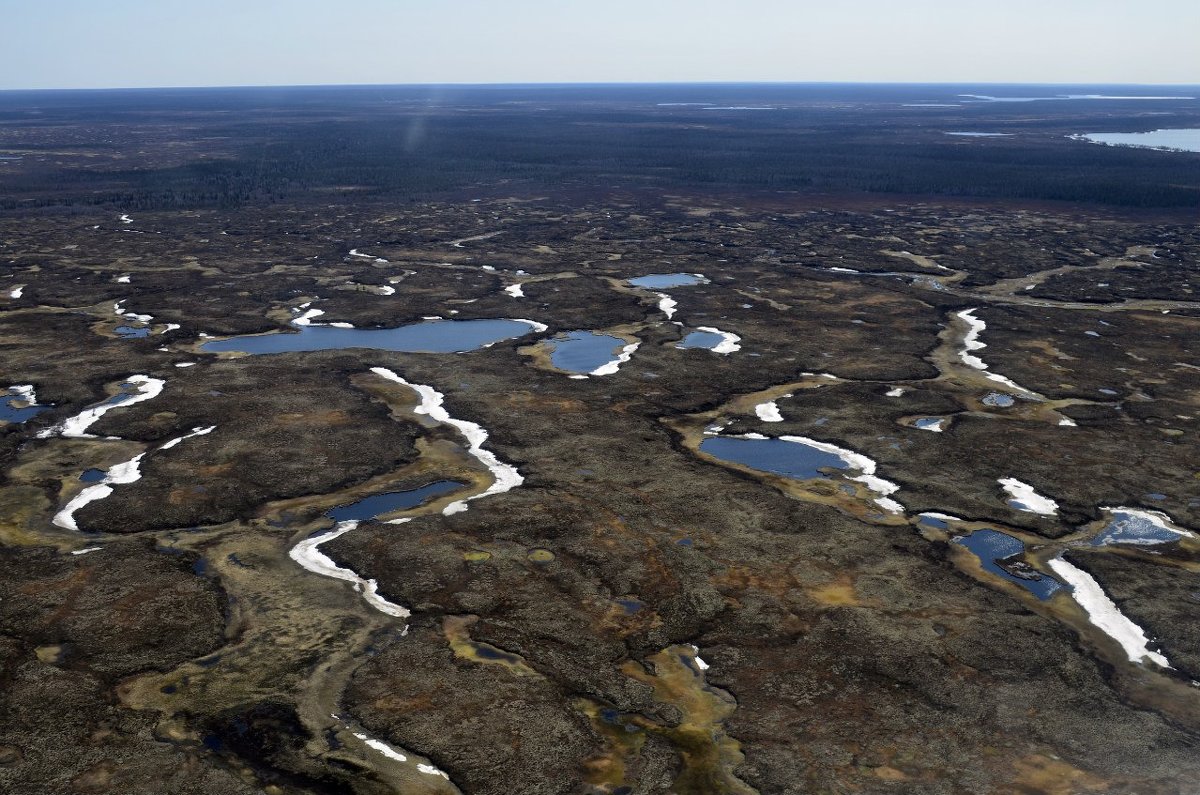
[1,85,1199,210]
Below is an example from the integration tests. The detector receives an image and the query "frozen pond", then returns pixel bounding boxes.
[628,273,708,289]
[954,529,1065,600]
[1091,508,1193,547]
[546,331,629,374]
[700,436,851,480]
[202,318,545,355]
[327,480,464,523]
[1075,129,1200,153]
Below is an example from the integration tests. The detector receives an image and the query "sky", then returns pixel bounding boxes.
[3,0,1198,90]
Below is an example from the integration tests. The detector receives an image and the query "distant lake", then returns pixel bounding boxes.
[1075,129,1200,153]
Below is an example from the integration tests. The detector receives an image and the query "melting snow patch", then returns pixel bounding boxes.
[290,521,411,618]
[53,453,145,531]
[71,547,102,555]
[8,286,23,299]
[116,275,131,284]
[754,398,787,423]
[695,326,741,354]
[38,375,165,439]
[779,435,904,513]
[999,478,1059,516]
[159,425,216,451]
[886,387,906,397]
[1047,557,1171,668]
[590,343,640,376]
[656,293,678,319]
[504,283,525,298]
[956,309,1037,396]
[371,368,523,515]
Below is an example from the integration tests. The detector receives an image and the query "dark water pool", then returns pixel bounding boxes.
[115,325,151,339]
[202,319,541,355]
[326,480,464,522]
[700,436,848,480]
[678,330,725,350]
[954,529,1065,600]
[1,394,50,423]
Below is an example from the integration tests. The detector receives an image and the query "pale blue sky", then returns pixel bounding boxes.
[3,0,1198,89]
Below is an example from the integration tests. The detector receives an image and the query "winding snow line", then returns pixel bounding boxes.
[590,343,640,376]
[347,724,452,779]
[159,425,216,450]
[8,286,23,299]
[371,368,523,515]
[754,398,786,423]
[696,326,741,354]
[37,375,165,439]
[1047,557,1171,668]
[114,300,153,324]
[999,478,1059,516]
[779,435,904,514]
[53,453,145,530]
[656,293,678,319]
[349,248,389,264]
[504,283,525,298]
[956,309,1038,396]
[290,520,411,618]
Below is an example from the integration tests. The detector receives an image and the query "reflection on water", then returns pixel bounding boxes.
[954,529,1065,601]
[202,319,543,355]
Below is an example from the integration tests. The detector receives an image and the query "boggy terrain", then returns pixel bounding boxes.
[4,184,1200,795]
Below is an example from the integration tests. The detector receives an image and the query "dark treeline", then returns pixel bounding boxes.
[2,85,1199,210]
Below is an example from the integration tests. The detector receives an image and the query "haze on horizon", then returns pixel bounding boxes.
[4,0,1199,91]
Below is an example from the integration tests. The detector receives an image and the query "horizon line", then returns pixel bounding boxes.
[3,79,1200,94]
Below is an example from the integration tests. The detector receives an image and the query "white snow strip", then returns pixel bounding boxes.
[481,265,496,271]
[174,362,196,368]
[53,453,145,531]
[348,248,389,264]
[328,322,355,329]
[590,343,640,377]
[290,521,411,618]
[292,308,325,326]
[371,368,523,515]
[159,323,181,333]
[828,267,861,274]
[956,309,1038,396]
[353,731,408,762]
[999,477,1059,516]
[778,435,904,513]
[504,283,525,298]
[37,375,165,439]
[513,318,549,334]
[656,293,678,319]
[1047,557,1171,668]
[688,644,711,670]
[754,399,785,423]
[417,764,451,779]
[695,326,741,354]
[886,387,906,397]
[8,286,23,299]
[158,425,215,451]
[116,275,131,284]
[71,546,102,555]
[1059,417,1078,427]
[919,511,962,524]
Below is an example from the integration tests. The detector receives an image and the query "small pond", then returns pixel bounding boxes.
[627,273,708,289]
[954,529,1065,600]
[546,331,628,374]
[326,480,465,523]
[700,436,849,480]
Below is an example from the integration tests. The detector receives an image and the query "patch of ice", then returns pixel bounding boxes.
[999,477,1059,516]
[1047,557,1171,668]
[656,293,678,319]
[754,399,786,423]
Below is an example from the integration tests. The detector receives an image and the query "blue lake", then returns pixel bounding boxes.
[700,436,848,480]
[628,273,707,289]
[202,319,541,355]
[1078,129,1200,153]
[547,331,626,374]
[326,480,465,522]
[954,529,1065,600]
